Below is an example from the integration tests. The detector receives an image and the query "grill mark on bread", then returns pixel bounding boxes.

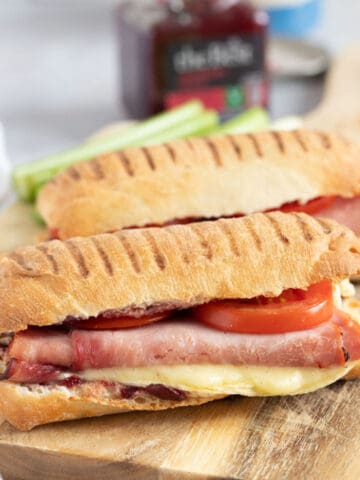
[91,238,113,275]
[64,241,89,277]
[115,234,141,273]
[292,130,308,152]
[170,231,190,263]
[204,138,222,167]
[90,158,105,180]
[219,221,240,256]
[163,143,177,164]
[295,214,314,242]
[242,217,263,251]
[143,232,167,270]
[117,151,134,177]
[270,131,285,153]
[317,132,332,149]
[67,167,81,181]
[226,135,242,160]
[266,214,290,244]
[9,252,35,272]
[247,133,263,157]
[315,218,333,235]
[190,225,213,260]
[36,245,59,274]
[142,147,156,171]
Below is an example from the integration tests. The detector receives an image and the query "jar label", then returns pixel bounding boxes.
[161,34,267,116]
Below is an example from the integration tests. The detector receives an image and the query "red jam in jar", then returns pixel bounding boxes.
[118,0,269,118]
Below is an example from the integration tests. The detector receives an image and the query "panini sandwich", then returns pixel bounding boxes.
[1,212,360,430]
[37,129,360,239]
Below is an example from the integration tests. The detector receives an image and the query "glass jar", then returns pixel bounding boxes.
[118,0,269,118]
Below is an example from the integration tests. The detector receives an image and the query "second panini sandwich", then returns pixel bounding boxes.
[37,129,360,239]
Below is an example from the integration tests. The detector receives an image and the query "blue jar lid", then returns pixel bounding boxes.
[252,0,322,36]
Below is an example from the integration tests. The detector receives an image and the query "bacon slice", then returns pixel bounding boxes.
[315,197,360,235]
[8,329,72,367]
[7,314,360,377]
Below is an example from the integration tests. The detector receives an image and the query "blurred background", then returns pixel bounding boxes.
[1,0,360,168]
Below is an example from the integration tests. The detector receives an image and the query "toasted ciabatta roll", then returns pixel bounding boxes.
[37,129,360,239]
[1,212,360,430]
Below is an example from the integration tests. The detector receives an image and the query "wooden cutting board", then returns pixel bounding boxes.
[1,45,360,480]
[304,43,360,141]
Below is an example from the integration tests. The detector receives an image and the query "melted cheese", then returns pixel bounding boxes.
[77,281,359,397]
[78,363,355,397]
[334,280,360,324]
[342,298,360,324]
[333,279,356,309]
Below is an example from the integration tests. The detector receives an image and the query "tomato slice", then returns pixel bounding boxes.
[70,311,172,330]
[192,280,334,334]
[274,196,337,215]
[48,228,60,240]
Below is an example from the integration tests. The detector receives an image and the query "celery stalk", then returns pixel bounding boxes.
[141,110,219,145]
[13,100,205,201]
[211,107,270,135]
[31,206,46,226]
[31,109,219,201]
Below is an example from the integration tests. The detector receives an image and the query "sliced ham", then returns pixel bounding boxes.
[7,313,360,378]
[315,197,360,235]
[333,310,360,359]
[71,320,346,369]
[9,329,72,367]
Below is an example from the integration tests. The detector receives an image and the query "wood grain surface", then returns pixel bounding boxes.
[0,202,45,252]
[1,45,360,480]
[1,383,360,480]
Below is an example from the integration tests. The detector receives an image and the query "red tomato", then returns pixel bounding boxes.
[48,228,60,240]
[274,196,337,215]
[192,280,334,334]
[71,311,172,330]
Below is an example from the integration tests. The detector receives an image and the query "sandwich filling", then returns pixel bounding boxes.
[2,279,360,398]
[48,196,360,239]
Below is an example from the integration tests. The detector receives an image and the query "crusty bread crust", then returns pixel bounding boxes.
[344,366,360,379]
[37,129,360,239]
[1,212,360,333]
[0,380,225,431]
